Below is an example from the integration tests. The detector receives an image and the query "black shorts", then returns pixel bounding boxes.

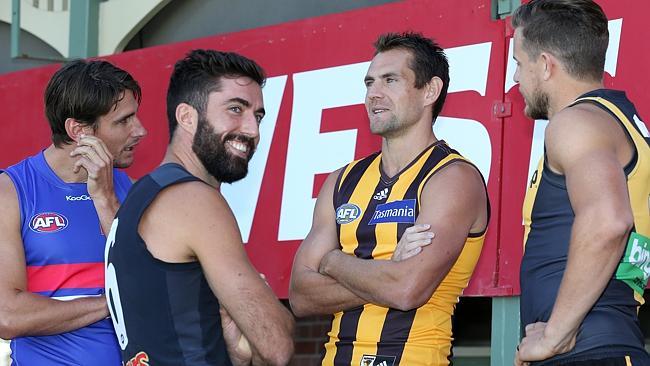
[544,354,650,366]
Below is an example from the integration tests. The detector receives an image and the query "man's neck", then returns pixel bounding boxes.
[548,79,604,120]
[43,144,89,183]
[162,140,221,190]
[380,121,437,178]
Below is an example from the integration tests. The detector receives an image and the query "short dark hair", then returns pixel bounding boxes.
[373,32,450,123]
[44,59,141,147]
[166,49,266,141]
[511,0,608,82]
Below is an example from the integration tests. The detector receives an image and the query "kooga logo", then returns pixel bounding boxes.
[66,195,92,201]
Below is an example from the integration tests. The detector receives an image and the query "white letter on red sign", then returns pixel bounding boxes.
[436,42,493,180]
[279,62,369,241]
[222,75,288,243]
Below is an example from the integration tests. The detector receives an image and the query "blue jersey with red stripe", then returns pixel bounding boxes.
[3,151,131,365]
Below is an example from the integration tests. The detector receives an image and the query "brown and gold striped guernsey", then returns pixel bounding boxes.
[323,141,487,366]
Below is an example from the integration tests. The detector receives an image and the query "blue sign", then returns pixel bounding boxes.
[368,199,416,225]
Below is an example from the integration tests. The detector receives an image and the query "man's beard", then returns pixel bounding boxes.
[192,117,256,184]
[525,88,550,120]
[370,114,400,136]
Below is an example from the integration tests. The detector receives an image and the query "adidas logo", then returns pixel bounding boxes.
[377,362,389,366]
[373,188,388,201]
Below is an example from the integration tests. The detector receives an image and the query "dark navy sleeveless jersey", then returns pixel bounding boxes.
[521,89,650,365]
[105,163,233,366]
[2,150,131,366]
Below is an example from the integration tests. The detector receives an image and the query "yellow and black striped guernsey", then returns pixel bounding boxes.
[323,141,487,366]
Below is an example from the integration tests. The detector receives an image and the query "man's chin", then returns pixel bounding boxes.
[217,168,248,184]
[369,123,386,135]
[113,159,133,169]
[524,108,548,120]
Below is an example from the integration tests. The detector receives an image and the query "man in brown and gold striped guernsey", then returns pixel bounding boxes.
[289,32,490,366]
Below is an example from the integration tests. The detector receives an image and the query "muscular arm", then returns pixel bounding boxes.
[319,162,488,311]
[517,106,635,362]
[289,170,369,317]
[0,174,108,339]
[148,182,294,366]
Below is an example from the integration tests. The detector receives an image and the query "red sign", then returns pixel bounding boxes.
[1,0,648,297]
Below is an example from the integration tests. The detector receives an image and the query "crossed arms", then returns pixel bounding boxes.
[139,180,294,366]
[289,161,488,316]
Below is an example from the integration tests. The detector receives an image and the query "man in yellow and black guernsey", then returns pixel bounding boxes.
[289,32,490,366]
[514,1,650,366]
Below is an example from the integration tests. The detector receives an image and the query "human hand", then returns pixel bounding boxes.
[392,224,434,261]
[514,322,576,366]
[220,306,252,366]
[70,134,115,202]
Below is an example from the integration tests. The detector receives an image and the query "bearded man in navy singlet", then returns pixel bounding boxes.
[105,50,294,366]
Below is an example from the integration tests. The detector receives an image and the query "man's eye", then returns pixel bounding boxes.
[230,106,242,113]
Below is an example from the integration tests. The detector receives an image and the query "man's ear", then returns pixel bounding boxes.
[64,118,94,142]
[424,76,443,107]
[539,52,556,81]
[175,103,199,136]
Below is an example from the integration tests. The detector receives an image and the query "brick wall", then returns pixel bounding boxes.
[289,314,331,366]
[0,315,336,366]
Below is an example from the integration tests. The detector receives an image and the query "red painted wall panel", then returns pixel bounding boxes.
[1,0,648,297]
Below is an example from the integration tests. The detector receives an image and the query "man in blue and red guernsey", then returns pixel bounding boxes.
[0,60,147,365]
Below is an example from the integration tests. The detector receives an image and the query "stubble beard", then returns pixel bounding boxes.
[370,113,402,137]
[525,88,550,120]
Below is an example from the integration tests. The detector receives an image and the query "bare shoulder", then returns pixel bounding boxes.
[318,168,344,201]
[421,160,487,232]
[546,103,628,172]
[139,180,240,261]
[0,172,25,273]
[425,161,485,197]
[0,173,19,218]
[294,167,344,262]
[547,103,622,147]
[153,181,232,217]
[144,180,238,239]
[0,172,16,196]
[307,167,345,236]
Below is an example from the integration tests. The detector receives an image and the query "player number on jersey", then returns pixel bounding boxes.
[105,218,129,350]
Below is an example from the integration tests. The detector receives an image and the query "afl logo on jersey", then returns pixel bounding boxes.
[29,212,68,233]
[336,203,362,224]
